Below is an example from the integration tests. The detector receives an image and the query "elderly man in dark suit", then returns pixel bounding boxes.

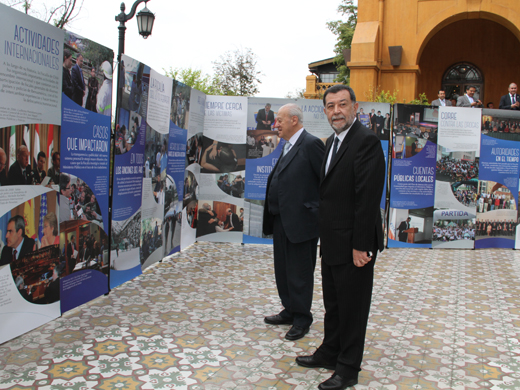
[256,103,275,130]
[263,103,325,341]
[8,145,32,185]
[71,54,86,106]
[499,83,520,110]
[0,215,36,266]
[296,85,385,390]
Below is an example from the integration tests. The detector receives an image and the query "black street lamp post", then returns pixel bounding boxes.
[114,0,155,124]
[108,1,155,291]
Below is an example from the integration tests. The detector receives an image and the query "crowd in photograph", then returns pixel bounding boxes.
[477,192,516,212]
[247,134,276,158]
[433,222,475,241]
[115,115,140,154]
[395,124,438,142]
[140,221,162,262]
[483,118,520,133]
[59,174,102,224]
[171,92,189,129]
[112,214,140,256]
[453,187,478,207]
[436,157,479,181]
[475,219,517,236]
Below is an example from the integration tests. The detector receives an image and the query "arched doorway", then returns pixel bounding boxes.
[442,63,483,102]
[417,18,520,106]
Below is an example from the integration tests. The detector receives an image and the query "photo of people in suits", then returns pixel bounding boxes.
[246,130,280,159]
[481,110,520,142]
[64,31,114,112]
[196,201,243,237]
[0,192,64,304]
[0,124,61,187]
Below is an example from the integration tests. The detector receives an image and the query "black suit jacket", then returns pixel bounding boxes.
[0,236,35,266]
[71,63,85,106]
[499,94,520,110]
[8,161,31,185]
[263,129,325,243]
[319,120,385,265]
[256,109,275,130]
[225,213,241,231]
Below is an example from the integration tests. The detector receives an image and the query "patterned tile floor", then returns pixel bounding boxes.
[1,242,520,389]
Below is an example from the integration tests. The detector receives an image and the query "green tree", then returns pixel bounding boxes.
[212,48,262,96]
[2,0,84,28]
[164,67,222,95]
[326,0,357,84]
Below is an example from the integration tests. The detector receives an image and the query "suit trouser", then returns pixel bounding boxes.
[316,254,376,378]
[272,214,317,328]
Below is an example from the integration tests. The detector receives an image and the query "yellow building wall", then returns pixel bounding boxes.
[349,0,520,103]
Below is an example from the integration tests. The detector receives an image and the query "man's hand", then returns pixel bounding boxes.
[353,249,373,267]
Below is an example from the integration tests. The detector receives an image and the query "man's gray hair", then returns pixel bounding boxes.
[281,103,303,124]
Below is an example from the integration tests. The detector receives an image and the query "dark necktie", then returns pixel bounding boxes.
[13,249,17,260]
[512,95,516,105]
[330,137,339,167]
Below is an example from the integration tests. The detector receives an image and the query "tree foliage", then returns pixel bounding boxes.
[2,0,84,28]
[285,88,306,99]
[326,0,357,84]
[212,48,262,96]
[164,67,223,95]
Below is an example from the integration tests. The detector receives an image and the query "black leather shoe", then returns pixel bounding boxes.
[295,354,335,370]
[318,374,358,390]
[264,314,293,325]
[285,325,309,340]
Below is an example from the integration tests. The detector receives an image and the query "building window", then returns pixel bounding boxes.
[320,73,339,83]
[442,63,483,101]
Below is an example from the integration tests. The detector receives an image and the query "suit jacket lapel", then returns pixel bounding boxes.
[278,129,307,173]
[323,122,359,179]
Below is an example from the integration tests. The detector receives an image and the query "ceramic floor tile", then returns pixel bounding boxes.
[2,245,520,389]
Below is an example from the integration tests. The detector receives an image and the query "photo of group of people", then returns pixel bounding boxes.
[10,245,61,304]
[216,172,245,198]
[357,106,391,140]
[436,154,479,182]
[196,201,244,237]
[475,219,516,237]
[246,131,280,159]
[62,31,113,116]
[119,57,148,117]
[482,110,520,141]
[61,222,108,277]
[0,124,61,187]
[432,220,475,242]
[0,192,65,304]
[475,181,518,241]
[140,218,162,264]
[115,113,142,155]
[171,81,190,129]
[163,207,181,256]
[59,174,103,226]
[394,123,438,144]
[200,137,246,174]
[111,210,141,271]
[451,181,478,207]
